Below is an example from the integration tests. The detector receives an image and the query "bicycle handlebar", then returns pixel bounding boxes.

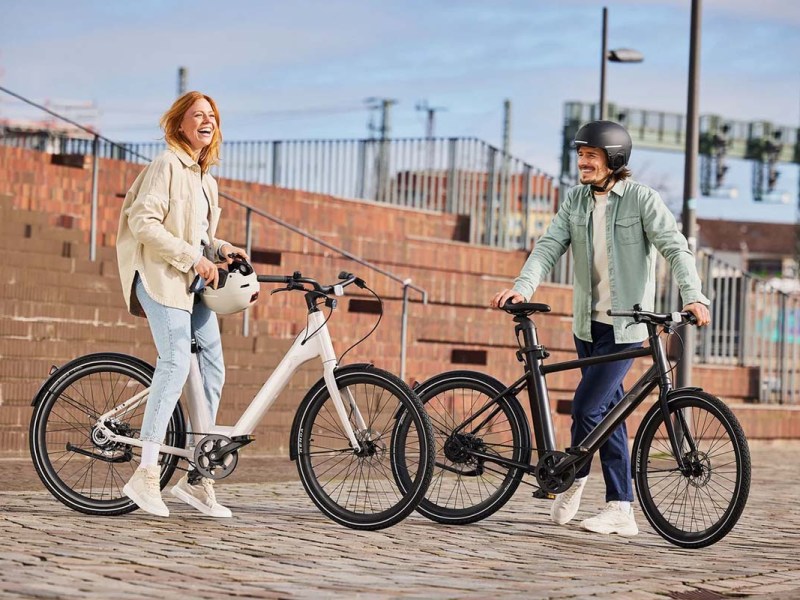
[607,307,698,326]
[256,271,363,295]
[190,259,364,297]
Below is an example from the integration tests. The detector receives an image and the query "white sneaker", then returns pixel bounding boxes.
[170,473,232,518]
[581,501,639,536]
[550,476,588,525]
[123,465,169,517]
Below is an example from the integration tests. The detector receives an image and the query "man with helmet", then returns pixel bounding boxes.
[491,120,710,536]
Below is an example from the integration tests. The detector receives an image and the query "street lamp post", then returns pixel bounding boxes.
[599,7,644,120]
[677,0,703,390]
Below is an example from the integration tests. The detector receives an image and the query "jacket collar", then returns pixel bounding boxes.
[168,145,200,169]
[609,178,627,197]
[583,178,627,200]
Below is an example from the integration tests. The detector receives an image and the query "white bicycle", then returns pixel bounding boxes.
[30,270,435,530]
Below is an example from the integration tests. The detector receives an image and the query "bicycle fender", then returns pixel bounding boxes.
[413,369,500,398]
[31,353,154,406]
[667,387,704,399]
[289,363,373,461]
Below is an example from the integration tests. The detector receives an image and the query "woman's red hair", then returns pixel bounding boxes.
[160,91,222,173]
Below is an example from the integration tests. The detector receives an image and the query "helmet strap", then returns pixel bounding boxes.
[590,165,624,193]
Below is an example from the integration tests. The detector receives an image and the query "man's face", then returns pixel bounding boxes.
[577,146,612,186]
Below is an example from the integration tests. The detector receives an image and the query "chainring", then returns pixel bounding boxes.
[534,450,576,495]
[193,434,239,480]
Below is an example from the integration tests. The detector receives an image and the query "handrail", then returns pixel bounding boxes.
[0,85,151,160]
[0,85,153,260]
[0,85,427,379]
[220,191,427,300]
[219,189,427,380]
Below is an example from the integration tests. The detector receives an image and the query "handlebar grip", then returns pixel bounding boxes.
[256,275,292,284]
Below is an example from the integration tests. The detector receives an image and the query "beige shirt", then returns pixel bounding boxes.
[116,146,227,317]
[591,193,613,325]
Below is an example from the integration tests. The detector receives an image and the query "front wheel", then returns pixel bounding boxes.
[29,353,186,516]
[632,391,751,548]
[294,367,435,530]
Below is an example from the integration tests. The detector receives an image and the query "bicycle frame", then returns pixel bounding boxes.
[92,309,367,459]
[457,313,696,477]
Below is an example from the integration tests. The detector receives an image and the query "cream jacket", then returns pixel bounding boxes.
[116,146,228,317]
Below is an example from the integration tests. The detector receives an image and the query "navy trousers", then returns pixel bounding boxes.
[571,321,641,502]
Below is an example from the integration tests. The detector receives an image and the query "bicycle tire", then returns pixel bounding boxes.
[294,367,434,530]
[632,390,751,548]
[29,353,186,516]
[392,370,531,524]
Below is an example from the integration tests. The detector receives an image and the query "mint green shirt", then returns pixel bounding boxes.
[513,179,710,343]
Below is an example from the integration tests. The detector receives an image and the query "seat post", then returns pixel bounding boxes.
[514,315,557,456]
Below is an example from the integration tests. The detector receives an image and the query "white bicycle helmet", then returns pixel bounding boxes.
[201,259,260,315]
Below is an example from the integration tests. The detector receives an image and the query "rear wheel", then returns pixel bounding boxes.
[29,353,186,516]
[393,371,531,524]
[294,367,434,530]
[633,391,750,548]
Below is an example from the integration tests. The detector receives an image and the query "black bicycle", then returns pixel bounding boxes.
[392,302,750,548]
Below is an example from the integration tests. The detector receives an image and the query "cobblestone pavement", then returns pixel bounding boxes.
[1,443,798,600]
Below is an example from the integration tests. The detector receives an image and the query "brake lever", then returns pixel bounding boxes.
[269,282,306,295]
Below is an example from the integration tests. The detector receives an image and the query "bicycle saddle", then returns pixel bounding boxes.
[501,300,551,316]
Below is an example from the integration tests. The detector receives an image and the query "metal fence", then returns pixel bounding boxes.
[549,249,798,403]
[0,131,558,250]
[3,127,798,403]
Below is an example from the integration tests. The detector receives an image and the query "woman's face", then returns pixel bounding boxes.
[179,98,217,153]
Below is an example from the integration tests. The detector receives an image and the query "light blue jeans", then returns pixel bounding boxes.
[135,277,225,443]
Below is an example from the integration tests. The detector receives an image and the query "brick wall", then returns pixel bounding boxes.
[0,144,797,458]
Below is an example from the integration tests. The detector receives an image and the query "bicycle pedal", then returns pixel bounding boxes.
[566,445,590,455]
[532,489,556,500]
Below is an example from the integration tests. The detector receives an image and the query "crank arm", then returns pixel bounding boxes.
[213,435,255,461]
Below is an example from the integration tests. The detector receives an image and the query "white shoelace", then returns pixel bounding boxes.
[143,469,161,493]
[560,478,586,503]
[599,501,629,515]
[200,478,217,505]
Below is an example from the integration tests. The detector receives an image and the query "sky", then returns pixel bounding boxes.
[1,0,799,222]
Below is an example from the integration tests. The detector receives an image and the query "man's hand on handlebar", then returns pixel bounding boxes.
[683,302,711,327]
[490,289,525,309]
[195,256,219,289]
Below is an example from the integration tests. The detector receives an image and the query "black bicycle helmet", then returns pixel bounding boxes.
[573,120,632,173]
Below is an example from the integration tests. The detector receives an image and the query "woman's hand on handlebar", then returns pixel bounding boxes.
[491,289,525,309]
[683,302,711,327]
[195,256,219,289]
[219,243,249,264]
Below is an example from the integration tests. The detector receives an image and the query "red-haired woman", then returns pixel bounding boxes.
[116,92,248,518]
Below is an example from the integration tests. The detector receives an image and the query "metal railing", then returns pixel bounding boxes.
[220,191,427,380]
[546,247,799,403]
[654,251,800,404]
[3,86,798,402]
[1,132,559,251]
[0,86,427,378]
